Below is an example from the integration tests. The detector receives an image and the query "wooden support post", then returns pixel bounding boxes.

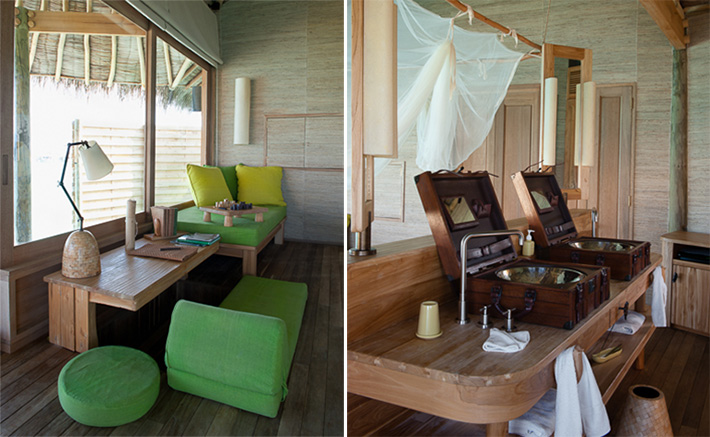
[14,5,31,243]
[107,35,117,87]
[162,40,172,85]
[669,48,687,232]
[1,1,15,268]
[486,422,509,437]
[144,27,156,209]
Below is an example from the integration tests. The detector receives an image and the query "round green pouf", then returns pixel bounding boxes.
[58,346,160,427]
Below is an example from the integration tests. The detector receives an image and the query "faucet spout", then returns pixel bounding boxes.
[457,229,525,325]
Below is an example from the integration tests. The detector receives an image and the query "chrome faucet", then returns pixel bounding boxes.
[458,230,525,325]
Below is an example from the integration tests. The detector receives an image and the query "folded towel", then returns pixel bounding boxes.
[509,389,556,437]
[555,346,610,437]
[609,310,645,335]
[651,266,668,327]
[482,328,530,353]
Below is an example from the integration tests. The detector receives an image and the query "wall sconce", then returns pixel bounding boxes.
[541,76,558,166]
[574,81,597,166]
[234,77,250,145]
[363,0,397,157]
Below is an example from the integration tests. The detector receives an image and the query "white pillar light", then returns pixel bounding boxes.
[542,77,558,166]
[234,77,251,145]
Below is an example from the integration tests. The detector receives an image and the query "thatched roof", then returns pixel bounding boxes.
[19,0,203,107]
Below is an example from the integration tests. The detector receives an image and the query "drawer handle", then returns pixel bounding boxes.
[672,272,678,283]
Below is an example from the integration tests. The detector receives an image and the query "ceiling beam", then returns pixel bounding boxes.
[639,0,689,49]
[30,10,143,36]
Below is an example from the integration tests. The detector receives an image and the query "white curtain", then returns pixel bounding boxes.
[395,0,525,171]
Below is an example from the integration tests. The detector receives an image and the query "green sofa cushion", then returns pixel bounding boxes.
[166,300,288,396]
[186,164,233,207]
[205,165,238,200]
[177,205,286,247]
[219,275,308,369]
[58,346,160,427]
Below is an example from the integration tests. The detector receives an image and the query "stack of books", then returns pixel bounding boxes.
[174,233,221,247]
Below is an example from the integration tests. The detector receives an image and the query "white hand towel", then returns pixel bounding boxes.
[509,388,556,437]
[651,266,668,327]
[609,310,646,335]
[482,328,530,353]
[554,346,610,437]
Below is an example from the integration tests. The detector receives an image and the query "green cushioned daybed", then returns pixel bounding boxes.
[58,346,160,427]
[178,164,287,276]
[165,276,308,418]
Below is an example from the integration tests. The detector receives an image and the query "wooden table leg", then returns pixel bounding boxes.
[255,212,264,222]
[74,289,98,353]
[224,215,233,227]
[634,348,645,370]
[203,211,212,222]
[486,421,509,437]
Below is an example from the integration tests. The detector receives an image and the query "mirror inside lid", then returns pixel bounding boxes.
[512,171,578,248]
[414,170,517,279]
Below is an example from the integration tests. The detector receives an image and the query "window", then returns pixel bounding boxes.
[13,0,146,243]
[154,37,203,207]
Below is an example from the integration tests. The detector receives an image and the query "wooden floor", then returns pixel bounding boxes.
[1,240,344,436]
[347,327,710,436]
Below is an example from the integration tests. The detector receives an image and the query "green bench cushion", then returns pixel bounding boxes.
[58,346,160,427]
[219,275,308,369]
[177,205,286,247]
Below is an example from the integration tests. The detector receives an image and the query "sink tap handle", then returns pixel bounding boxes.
[505,308,517,332]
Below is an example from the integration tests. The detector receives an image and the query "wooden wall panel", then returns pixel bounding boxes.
[217,1,343,244]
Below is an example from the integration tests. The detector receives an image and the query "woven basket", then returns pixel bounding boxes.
[614,385,673,436]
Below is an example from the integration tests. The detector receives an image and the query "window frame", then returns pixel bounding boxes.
[0,0,215,267]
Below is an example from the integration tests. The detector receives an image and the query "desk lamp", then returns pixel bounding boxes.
[59,140,114,278]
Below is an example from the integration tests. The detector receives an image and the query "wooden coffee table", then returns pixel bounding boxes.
[44,238,219,352]
[199,206,268,227]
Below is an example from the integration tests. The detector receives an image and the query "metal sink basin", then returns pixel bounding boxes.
[495,266,586,287]
[567,240,634,252]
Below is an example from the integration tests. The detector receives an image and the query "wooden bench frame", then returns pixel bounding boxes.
[216,217,285,276]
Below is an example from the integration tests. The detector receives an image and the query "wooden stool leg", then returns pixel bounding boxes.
[203,211,211,222]
[255,212,264,222]
[275,223,284,245]
[224,215,233,227]
[486,422,508,437]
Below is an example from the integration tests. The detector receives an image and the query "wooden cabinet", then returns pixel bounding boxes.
[661,231,710,336]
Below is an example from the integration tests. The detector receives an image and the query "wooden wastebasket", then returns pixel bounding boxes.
[614,385,673,436]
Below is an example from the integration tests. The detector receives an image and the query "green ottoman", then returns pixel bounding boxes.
[58,346,160,427]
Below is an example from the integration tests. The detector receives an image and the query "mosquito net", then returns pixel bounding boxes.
[348,0,528,175]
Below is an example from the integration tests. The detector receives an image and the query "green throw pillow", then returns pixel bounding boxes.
[236,164,286,206]
[186,164,233,207]
[205,165,238,200]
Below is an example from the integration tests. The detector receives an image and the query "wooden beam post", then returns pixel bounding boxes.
[1,0,15,267]
[669,48,687,232]
[200,68,216,165]
[144,26,156,210]
[14,5,31,243]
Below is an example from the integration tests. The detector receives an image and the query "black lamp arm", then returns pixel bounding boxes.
[59,141,89,231]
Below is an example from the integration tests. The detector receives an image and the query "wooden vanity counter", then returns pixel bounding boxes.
[348,217,661,435]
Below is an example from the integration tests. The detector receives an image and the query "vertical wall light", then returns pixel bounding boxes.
[363,0,397,157]
[541,76,558,166]
[574,81,597,166]
[233,77,250,145]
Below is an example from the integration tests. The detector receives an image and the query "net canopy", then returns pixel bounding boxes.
[348,0,528,177]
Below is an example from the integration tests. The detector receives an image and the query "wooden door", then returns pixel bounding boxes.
[463,84,540,221]
[592,85,636,239]
[671,262,710,336]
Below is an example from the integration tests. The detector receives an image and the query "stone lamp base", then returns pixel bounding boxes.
[62,230,101,278]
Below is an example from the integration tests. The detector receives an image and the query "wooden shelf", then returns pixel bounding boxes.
[588,314,655,403]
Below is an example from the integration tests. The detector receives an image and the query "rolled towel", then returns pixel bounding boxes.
[482,328,530,353]
[509,389,556,437]
[651,266,668,327]
[609,310,645,335]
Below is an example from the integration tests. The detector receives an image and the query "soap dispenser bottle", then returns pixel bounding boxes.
[522,229,535,256]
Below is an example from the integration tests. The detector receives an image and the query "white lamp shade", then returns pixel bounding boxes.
[234,77,251,145]
[79,141,114,181]
[542,77,558,166]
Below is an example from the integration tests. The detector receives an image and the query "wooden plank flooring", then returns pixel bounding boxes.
[347,328,709,436]
[0,241,344,436]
